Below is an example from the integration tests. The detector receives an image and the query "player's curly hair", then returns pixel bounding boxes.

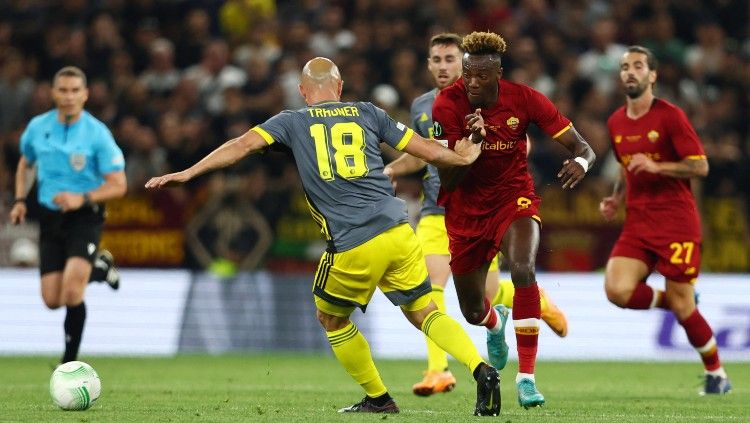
[462,32,507,56]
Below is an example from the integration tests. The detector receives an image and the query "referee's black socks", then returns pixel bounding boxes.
[62,302,86,363]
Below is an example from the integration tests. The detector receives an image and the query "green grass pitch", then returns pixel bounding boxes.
[2,354,747,422]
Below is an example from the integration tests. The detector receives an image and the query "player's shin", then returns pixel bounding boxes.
[513,285,541,375]
[424,285,449,371]
[421,309,485,373]
[326,322,387,398]
[679,309,722,372]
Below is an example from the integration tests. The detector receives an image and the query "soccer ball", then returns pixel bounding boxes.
[49,361,101,410]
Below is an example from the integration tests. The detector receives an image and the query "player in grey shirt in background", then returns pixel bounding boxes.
[147,57,505,416]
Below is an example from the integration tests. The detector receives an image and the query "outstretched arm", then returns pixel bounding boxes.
[555,126,596,189]
[383,152,427,182]
[145,128,268,189]
[401,132,481,170]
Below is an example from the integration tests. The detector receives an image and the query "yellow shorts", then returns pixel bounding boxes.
[313,223,431,317]
[416,214,449,256]
[489,254,499,272]
[417,214,500,270]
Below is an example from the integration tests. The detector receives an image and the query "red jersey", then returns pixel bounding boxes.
[432,78,571,235]
[607,98,705,239]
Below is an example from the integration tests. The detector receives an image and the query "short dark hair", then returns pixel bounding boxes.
[53,66,87,86]
[626,45,658,71]
[430,33,464,52]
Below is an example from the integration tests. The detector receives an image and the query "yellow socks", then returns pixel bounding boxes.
[327,322,387,397]
[424,285,449,371]
[492,279,515,309]
[422,310,485,374]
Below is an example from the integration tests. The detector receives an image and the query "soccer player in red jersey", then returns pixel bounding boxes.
[432,32,596,408]
[600,45,731,395]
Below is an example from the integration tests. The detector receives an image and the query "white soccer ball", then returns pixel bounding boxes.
[49,361,101,410]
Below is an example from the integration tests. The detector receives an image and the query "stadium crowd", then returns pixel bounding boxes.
[1,0,748,269]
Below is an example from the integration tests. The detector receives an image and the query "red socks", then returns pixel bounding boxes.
[679,309,721,371]
[513,284,541,374]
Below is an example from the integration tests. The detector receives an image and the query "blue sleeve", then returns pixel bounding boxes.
[96,125,125,174]
[20,125,35,164]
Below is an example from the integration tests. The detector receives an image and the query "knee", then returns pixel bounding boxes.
[604,279,631,307]
[42,297,61,310]
[62,287,85,306]
[316,309,349,332]
[461,305,487,325]
[508,261,535,286]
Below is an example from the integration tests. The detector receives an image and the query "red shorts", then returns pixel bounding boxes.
[611,230,701,283]
[447,195,541,275]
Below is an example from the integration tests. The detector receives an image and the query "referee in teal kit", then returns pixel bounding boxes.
[9,66,127,364]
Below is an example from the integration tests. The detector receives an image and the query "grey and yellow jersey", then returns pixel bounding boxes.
[253,101,413,252]
[410,89,444,217]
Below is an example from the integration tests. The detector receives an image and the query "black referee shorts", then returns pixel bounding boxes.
[38,205,105,276]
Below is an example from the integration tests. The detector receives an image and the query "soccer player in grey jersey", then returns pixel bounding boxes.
[147,57,504,416]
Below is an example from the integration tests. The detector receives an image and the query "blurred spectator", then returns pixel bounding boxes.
[276,55,305,110]
[0,49,34,133]
[309,6,355,58]
[124,125,167,192]
[131,18,163,73]
[576,17,626,96]
[685,21,728,80]
[642,12,687,66]
[139,38,181,98]
[219,0,277,43]
[232,20,282,67]
[176,8,214,69]
[182,39,246,115]
[242,55,282,124]
[87,13,123,80]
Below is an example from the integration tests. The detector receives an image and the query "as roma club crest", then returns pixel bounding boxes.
[506,116,519,130]
[69,154,86,171]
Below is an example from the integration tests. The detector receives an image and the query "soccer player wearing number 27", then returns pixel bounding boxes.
[600,46,731,395]
[432,32,596,409]
[146,57,503,416]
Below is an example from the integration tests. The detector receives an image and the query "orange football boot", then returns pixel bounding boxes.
[540,287,568,337]
[412,370,457,396]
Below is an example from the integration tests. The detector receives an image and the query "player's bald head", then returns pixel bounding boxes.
[301,57,341,87]
[298,57,343,104]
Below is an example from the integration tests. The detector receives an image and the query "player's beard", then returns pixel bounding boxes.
[624,77,650,99]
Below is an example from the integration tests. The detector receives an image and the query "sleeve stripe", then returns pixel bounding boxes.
[552,123,573,139]
[394,128,414,151]
[251,126,275,145]
[685,155,706,160]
